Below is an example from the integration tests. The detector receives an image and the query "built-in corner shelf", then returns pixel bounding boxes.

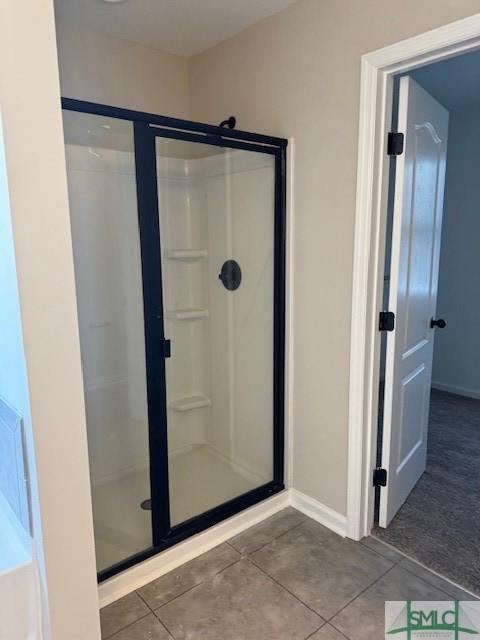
[166,308,209,321]
[164,249,207,263]
[169,395,212,412]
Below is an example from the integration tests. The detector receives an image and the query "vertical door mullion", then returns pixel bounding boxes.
[273,148,286,485]
[133,121,170,544]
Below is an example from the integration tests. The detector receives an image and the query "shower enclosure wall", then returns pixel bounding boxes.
[62,101,287,580]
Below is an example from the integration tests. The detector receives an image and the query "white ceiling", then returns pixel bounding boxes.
[410,49,480,111]
[54,0,298,57]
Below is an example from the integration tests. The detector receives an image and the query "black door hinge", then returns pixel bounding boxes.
[373,468,387,487]
[160,338,171,358]
[387,132,404,156]
[379,311,395,332]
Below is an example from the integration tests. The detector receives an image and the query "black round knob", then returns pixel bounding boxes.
[219,260,242,291]
[431,318,446,329]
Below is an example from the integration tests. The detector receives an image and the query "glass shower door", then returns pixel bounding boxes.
[63,111,153,574]
[62,100,286,579]
[154,136,277,527]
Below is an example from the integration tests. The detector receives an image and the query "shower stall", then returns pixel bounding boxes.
[61,100,287,580]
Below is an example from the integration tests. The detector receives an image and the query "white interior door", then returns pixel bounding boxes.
[379,76,449,528]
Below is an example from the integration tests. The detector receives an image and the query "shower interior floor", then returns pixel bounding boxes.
[92,444,261,573]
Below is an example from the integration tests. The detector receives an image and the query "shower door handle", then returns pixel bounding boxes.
[160,338,171,358]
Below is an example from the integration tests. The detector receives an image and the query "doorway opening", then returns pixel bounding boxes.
[371,51,480,594]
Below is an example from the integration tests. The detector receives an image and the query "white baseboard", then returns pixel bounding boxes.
[431,380,480,400]
[98,488,348,607]
[98,490,290,607]
[290,489,347,537]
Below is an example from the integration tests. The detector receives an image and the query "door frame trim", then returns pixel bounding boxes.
[61,99,288,581]
[347,13,480,540]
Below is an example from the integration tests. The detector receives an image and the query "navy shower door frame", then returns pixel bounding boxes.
[61,98,287,583]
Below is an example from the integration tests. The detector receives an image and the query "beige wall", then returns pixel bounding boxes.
[0,1,101,638]
[56,21,189,117]
[189,0,480,515]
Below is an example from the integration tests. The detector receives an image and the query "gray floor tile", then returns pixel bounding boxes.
[100,592,150,639]
[360,537,404,563]
[156,559,323,640]
[108,614,172,640]
[398,557,478,600]
[308,624,348,639]
[137,543,240,609]
[229,507,306,555]
[251,519,393,619]
[331,564,455,640]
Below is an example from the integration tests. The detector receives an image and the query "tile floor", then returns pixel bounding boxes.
[100,508,475,640]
